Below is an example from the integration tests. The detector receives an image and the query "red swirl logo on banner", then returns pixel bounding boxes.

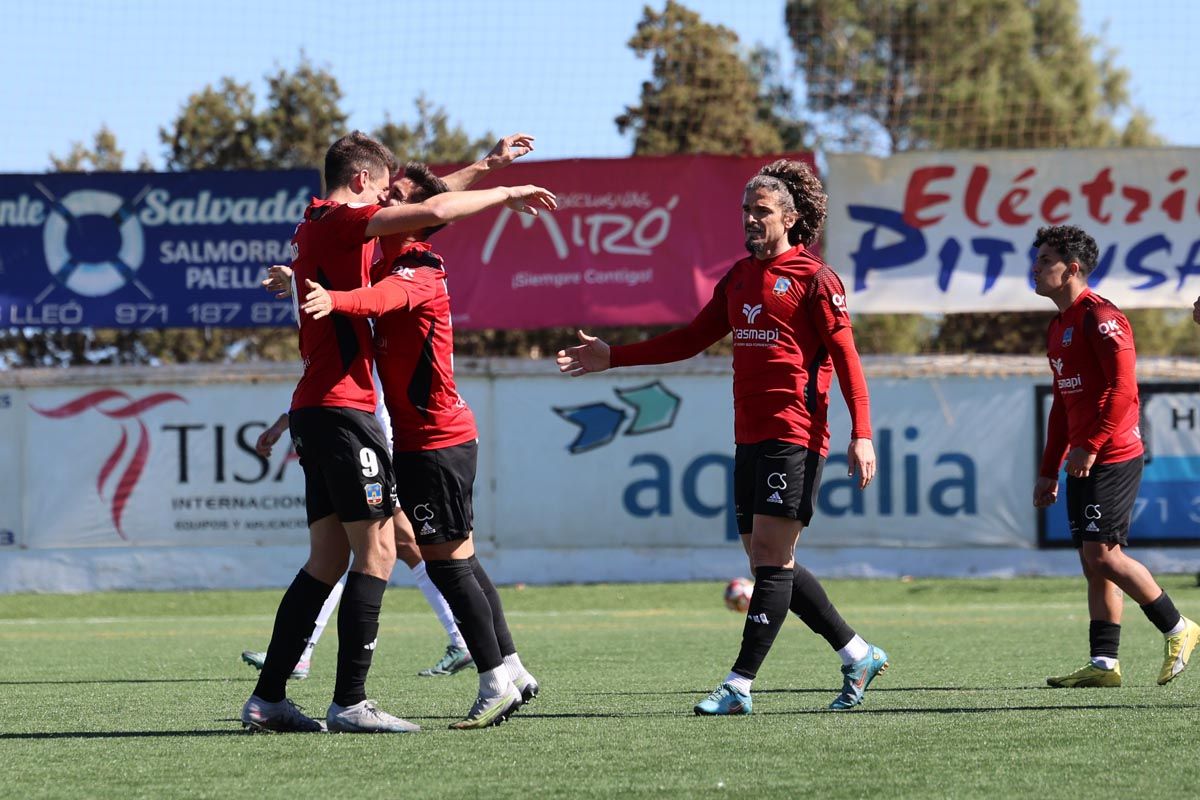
[32,390,186,540]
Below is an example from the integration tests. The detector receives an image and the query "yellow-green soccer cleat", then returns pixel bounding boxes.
[1158,617,1200,685]
[1046,661,1122,688]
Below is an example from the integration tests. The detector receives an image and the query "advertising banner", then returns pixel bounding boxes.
[825,149,1200,313]
[0,170,318,328]
[1039,382,1200,546]
[432,152,816,330]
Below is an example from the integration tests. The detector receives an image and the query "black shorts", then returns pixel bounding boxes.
[1066,455,1143,548]
[289,407,396,526]
[393,440,477,546]
[733,439,825,535]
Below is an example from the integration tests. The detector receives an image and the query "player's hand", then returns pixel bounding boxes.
[1064,447,1096,478]
[556,330,611,376]
[255,415,288,457]
[484,133,535,170]
[505,185,557,216]
[262,265,294,299]
[847,438,876,490]
[1192,295,1200,325]
[1033,476,1059,508]
[301,279,333,320]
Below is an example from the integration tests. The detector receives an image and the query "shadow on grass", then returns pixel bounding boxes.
[0,729,247,740]
[581,686,1051,696]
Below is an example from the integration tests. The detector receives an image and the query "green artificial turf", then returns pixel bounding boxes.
[2,577,1198,799]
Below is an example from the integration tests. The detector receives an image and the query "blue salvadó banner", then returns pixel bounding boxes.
[0,170,320,328]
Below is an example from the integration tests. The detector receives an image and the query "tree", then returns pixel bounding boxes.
[785,0,1160,153]
[161,77,264,171]
[50,125,129,172]
[374,95,494,164]
[616,0,800,156]
[260,55,349,170]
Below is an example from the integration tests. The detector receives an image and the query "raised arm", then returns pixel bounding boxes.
[440,133,535,191]
[364,184,557,239]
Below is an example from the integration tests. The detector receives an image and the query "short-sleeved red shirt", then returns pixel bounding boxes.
[1044,289,1143,467]
[340,238,476,451]
[289,199,381,412]
[611,245,870,455]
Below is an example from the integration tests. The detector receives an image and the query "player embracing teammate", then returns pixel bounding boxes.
[240,132,554,733]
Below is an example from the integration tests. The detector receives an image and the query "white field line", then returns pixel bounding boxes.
[0,601,1089,627]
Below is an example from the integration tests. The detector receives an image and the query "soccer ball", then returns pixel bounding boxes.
[723,577,753,613]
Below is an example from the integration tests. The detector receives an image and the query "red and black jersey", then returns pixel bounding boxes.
[289,198,381,413]
[1040,289,1143,477]
[610,244,871,455]
[327,238,476,452]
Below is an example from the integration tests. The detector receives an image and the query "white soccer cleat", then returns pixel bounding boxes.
[326,700,420,733]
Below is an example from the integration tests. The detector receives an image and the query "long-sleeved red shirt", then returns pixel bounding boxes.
[611,244,871,456]
[1039,288,1143,478]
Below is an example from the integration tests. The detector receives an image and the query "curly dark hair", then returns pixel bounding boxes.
[755,159,827,247]
[399,161,451,238]
[1033,225,1099,276]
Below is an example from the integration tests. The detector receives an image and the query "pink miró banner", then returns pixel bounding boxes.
[427,152,816,330]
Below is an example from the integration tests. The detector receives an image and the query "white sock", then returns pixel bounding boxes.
[412,562,468,651]
[1166,617,1187,636]
[837,635,870,666]
[503,652,530,682]
[479,664,512,698]
[1091,656,1118,669]
[301,579,344,662]
[723,672,752,695]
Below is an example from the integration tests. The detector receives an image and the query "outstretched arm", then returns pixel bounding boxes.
[440,133,535,191]
[299,276,411,320]
[364,185,556,239]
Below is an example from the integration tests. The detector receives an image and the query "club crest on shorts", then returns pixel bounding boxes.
[364,482,383,506]
[772,277,791,295]
[1061,327,1073,347]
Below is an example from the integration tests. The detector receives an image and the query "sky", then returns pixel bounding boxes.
[2,0,1196,172]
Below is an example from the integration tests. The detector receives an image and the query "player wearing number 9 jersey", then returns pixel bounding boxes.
[241,132,556,734]
[556,159,889,715]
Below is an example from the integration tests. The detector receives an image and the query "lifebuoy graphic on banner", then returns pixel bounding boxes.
[36,183,152,300]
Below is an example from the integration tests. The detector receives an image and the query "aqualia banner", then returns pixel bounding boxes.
[825,149,1200,313]
[0,170,318,327]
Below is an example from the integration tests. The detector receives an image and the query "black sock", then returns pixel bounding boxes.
[789,564,857,651]
[469,556,515,657]
[1140,591,1183,634]
[731,566,794,681]
[425,559,504,672]
[1089,620,1121,660]
[332,571,387,708]
[253,569,333,703]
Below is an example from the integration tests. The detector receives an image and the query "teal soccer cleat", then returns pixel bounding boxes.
[694,683,752,716]
[829,645,889,710]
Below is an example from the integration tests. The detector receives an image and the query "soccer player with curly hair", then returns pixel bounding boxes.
[557,159,890,714]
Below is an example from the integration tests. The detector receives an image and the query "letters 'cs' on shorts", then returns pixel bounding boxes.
[289,406,396,526]
[394,439,477,546]
[734,439,825,535]
[1066,455,1142,548]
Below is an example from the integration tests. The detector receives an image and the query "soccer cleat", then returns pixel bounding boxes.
[326,700,420,733]
[449,685,522,730]
[1158,617,1200,685]
[240,650,310,680]
[240,695,324,733]
[829,645,890,710]
[693,683,752,716]
[1046,661,1122,688]
[418,645,474,677]
[513,672,540,705]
